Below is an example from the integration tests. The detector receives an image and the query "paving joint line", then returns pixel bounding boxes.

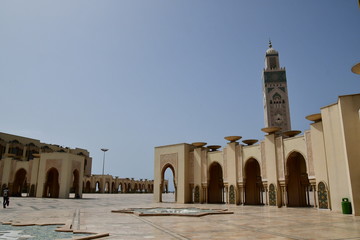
[71,208,80,230]
[131,215,190,240]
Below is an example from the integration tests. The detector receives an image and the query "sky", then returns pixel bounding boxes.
[0,1,359,183]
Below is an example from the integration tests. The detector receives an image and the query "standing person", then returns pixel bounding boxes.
[3,187,9,208]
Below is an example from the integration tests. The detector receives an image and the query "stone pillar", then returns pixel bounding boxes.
[225,185,229,204]
[279,180,287,207]
[204,185,208,203]
[242,186,246,205]
[159,183,163,202]
[239,184,244,205]
[265,186,269,205]
[312,183,317,208]
[306,186,310,206]
[174,182,177,202]
[236,185,240,205]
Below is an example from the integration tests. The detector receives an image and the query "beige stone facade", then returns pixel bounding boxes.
[83,175,155,194]
[0,132,91,198]
[154,93,360,215]
[0,132,156,199]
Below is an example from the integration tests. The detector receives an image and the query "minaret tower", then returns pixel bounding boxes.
[262,41,291,132]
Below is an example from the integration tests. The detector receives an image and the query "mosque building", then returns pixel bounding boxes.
[0,132,90,198]
[0,132,155,198]
[154,42,360,215]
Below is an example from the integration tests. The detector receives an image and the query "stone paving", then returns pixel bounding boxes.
[1,193,360,239]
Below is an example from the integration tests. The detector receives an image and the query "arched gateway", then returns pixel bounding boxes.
[43,168,60,198]
[208,162,224,203]
[160,164,176,202]
[72,170,80,197]
[12,168,27,197]
[286,152,310,207]
[244,158,263,205]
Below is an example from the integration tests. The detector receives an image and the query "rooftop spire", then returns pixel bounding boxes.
[269,39,272,48]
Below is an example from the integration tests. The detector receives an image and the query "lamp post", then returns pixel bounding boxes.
[101,148,109,175]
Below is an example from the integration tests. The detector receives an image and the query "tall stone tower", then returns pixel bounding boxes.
[262,41,291,132]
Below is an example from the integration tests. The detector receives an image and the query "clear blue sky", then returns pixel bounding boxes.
[1,1,359,181]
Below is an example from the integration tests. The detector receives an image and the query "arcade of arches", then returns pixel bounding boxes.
[0,132,154,199]
[155,144,320,209]
[155,145,317,208]
[155,94,360,215]
[83,175,155,194]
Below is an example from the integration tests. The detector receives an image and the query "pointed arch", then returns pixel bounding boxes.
[244,158,263,205]
[105,182,110,193]
[85,181,91,193]
[318,181,329,209]
[12,168,27,197]
[95,181,101,192]
[194,185,200,203]
[208,162,224,204]
[286,151,310,207]
[229,185,235,204]
[160,163,176,202]
[72,169,80,198]
[112,182,115,193]
[269,183,276,206]
[43,168,60,198]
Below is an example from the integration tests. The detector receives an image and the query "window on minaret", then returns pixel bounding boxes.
[272,93,282,107]
[269,57,277,69]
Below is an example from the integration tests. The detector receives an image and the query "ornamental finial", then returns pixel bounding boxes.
[269,39,272,48]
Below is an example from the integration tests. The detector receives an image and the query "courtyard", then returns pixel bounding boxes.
[0,194,359,239]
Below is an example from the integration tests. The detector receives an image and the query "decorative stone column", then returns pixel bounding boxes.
[236,184,241,205]
[238,183,244,205]
[224,184,229,204]
[279,180,286,207]
[202,183,207,203]
[262,182,268,205]
[159,182,163,202]
[311,182,317,208]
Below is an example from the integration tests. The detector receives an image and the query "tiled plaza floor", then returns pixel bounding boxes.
[1,193,360,239]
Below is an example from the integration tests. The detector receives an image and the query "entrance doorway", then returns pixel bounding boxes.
[161,164,176,202]
[12,168,27,197]
[72,170,80,198]
[95,181,101,192]
[244,158,263,205]
[286,152,310,207]
[43,168,60,198]
[208,162,224,203]
[105,182,109,193]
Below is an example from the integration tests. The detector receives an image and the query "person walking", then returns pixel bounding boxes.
[3,187,9,208]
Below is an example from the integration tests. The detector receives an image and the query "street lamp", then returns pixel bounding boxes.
[101,148,109,175]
